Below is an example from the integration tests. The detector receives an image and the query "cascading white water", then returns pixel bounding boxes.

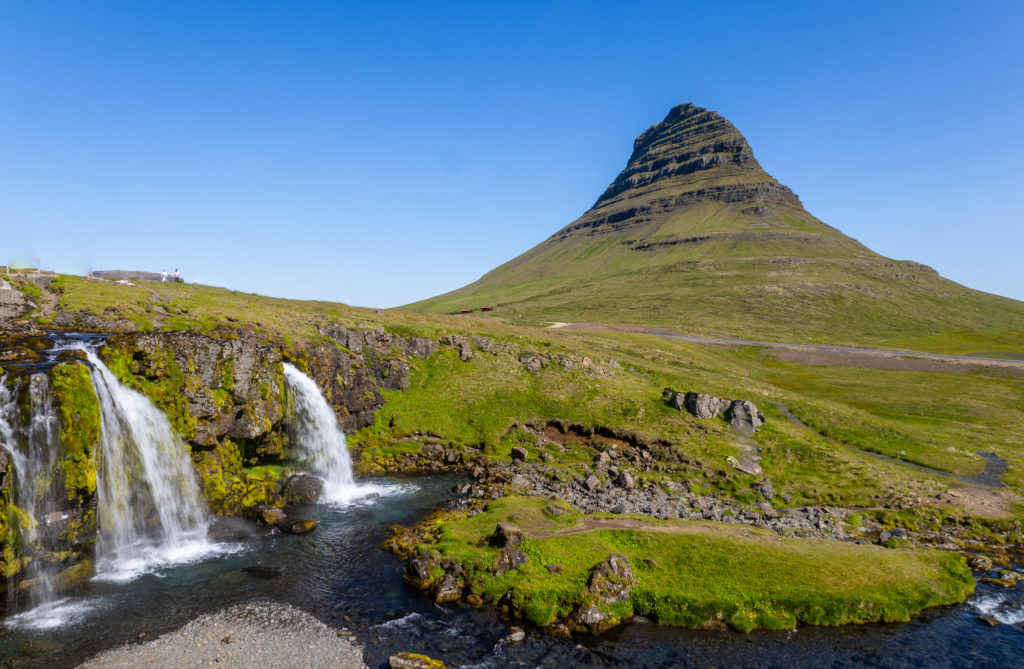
[81,349,220,582]
[0,373,77,627]
[282,363,365,503]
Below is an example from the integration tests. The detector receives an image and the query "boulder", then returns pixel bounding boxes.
[434,573,462,603]
[289,519,317,534]
[458,343,474,362]
[491,522,525,548]
[281,473,324,505]
[544,504,565,517]
[616,471,636,490]
[403,550,441,588]
[410,337,438,359]
[571,603,613,634]
[519,355,545,373]
[583,474,601,491]
[492,546,529,575]
[969,556,993,571]
[510,446,528,462]
[684,392,731,419]
[587,553,636,603]
[389,652,446,669]
[726,399,765,434]
[262,508,287,526]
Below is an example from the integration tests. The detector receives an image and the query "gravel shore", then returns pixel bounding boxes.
[78,601,366,669]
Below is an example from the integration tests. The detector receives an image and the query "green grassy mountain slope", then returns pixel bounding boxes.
[404,104,1024,352]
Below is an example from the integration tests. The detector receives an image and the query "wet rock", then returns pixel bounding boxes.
[492,546,529,575]
[404,550,441,588]
[510,446,528,462]
[289,519,318,534]
[434,573,462,603]
[389,652,446,669]
[726,399,765,434]
[684,392,731,419]
[501,628,526,644]
[491,522,525,548]
[466,593,483,607]
[262,508,287,526]
[571,603,612,634]
[968,556,993,571]
[281,473,324,505]
[52,560,95,591]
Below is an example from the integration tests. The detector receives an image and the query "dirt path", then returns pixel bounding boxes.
[531,515,769,540]
[557,323,1024,376]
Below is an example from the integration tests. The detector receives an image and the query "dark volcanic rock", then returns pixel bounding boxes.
[491,522,525,548]
[492,546,529,575]
[281,473,324,505]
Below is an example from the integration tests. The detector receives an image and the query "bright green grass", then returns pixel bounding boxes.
[429,497,974,632]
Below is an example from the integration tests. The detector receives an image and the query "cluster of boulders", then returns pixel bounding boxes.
[248,473,323,536]
[455,459,846,539]
[516,352,619,376]
[665,389,765,434]
[400,516,639,636]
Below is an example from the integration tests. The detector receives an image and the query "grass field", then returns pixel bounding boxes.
[421,497,974,631]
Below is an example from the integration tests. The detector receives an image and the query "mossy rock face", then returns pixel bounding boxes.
[50,361,101,504]
[194,438,285,515]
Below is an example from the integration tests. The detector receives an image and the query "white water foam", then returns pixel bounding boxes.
[283,363,413,504]
[4,597,103,631]
[972,594,1024,625]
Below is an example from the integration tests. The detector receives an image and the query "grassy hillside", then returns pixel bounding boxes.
[29,273,1024,514]
[403,104,1024,354]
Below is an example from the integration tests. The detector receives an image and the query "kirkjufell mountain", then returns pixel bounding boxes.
[406,103,1024,347]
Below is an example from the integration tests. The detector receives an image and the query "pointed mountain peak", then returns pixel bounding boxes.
[563,103,801,237]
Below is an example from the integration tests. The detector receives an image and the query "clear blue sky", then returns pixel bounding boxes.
[2,1,1022,307]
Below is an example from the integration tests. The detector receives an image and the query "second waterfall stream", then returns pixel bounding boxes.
[283,362,374,503]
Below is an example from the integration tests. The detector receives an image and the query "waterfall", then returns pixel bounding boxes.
[81,349,218,582]
[282,363,362,503]
[0,374,63,612]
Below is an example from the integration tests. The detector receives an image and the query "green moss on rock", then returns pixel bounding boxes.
[50,361,101,503]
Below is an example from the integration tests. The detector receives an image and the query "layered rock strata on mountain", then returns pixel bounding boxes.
[555,103,802,238]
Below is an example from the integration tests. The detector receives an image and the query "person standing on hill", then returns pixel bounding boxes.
[173,268,180,283]
[161,269,168,282]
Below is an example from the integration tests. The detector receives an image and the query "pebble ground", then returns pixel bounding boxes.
[78,600,366,669]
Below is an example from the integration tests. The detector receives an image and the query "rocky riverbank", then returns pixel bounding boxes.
[78,601,366,669]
